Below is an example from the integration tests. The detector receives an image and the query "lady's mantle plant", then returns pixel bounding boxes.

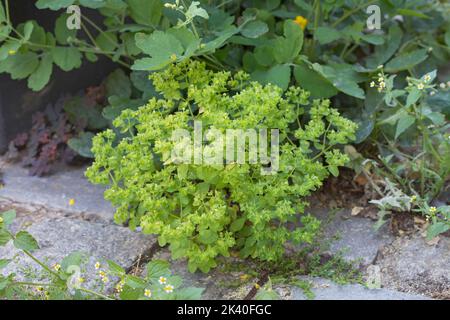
[86,61,357,273]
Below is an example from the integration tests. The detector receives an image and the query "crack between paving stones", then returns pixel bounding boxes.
[125,241,162,275]
[0,196,112,224]
[243,270,270,300]
[104,242,162,296]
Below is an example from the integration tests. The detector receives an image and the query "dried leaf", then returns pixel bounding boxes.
[426,236,440,246]
[354,173,368,186]
[351,206,364,216]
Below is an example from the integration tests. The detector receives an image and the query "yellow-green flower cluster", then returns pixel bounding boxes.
[87,60,357,273]
[115,280,125,293]
[370,72,386,92]
[98,270,109,284]
[405,71,437,93]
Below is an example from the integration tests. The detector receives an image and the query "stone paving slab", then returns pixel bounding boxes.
[0,161,114,222]
[275,277,431,300]
[0,202,56,234]
[376,236,450,299]
[0,216,156,283]
[312,208,394,266]
[0,159,446,300]
[148,249,254,300]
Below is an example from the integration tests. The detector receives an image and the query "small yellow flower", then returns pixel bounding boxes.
[53,264,61,272]
[69,198,75,206]
[429,207,437,214]
[164,3,177,9]
[170,53,177,61]
[36,286,44,292]
[77,277,85,284]
[95,262,101,270]
[158,276,167,285]
[144,289,152,298]
[379,81,386,88]
[417,83,424,90]
[101,276,109,284]
[424,74,431,82]
[254,283,261,289]
[115,281,125,293]
[8,50,16,55]
[370,81,375,88]
[294,16,308,30]
[0,217,3,223]
[239,274,250,281]
[99,270,106,278]
[410,195,417,202]
[164,284,174,293]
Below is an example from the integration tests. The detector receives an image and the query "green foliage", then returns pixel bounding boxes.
[254,278,280,300]
[0,0,447,240]
[67,132,95,158]
[425,206,450,239]
[0,210,203,300]
[220,228,362,300]
[0,0,246,92]
[347,69,449,236]
[86,60,357,273]
[1,0,448,152]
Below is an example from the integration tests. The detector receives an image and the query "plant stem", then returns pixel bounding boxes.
[217,0,234,9]
[22,250,61,279]
[78,287,115,300]
[12,282,58,287]
[331,0,378,28]
[313,0,320,32]
[312,146,333,161]
[343,43,359,59]
[308,0,321,59]
[361,170,383,198]
[81,22,99,49]
[5,229,61,278]
[81,15,119,48]
[5,0,10,25]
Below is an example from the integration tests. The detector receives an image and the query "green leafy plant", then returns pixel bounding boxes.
[221,230,362,300]
[1,0,448,153]
[0,0,245,91]
[254,277,281,300]
[0,0,250,159]
[346,69,449,238]
[421,205,450,239]
[0,210,203,300]
[65,67,158,158]
[86,60,357,272]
